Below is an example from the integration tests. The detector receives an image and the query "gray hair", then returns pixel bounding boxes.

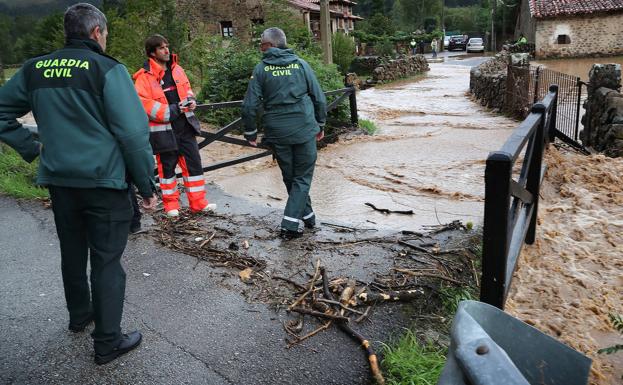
[261,27,287,48]
[64,3,107,40]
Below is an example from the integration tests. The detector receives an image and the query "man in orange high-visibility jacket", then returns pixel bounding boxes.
[133,34,215,217]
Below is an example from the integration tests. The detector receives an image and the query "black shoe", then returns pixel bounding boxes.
[304,220,315,229]
[280,228,303,240]
[68,313,94,333]
[129,222,142,234]
[94,331,142,365]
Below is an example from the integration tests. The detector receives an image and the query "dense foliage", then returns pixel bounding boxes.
[332,32,356,75]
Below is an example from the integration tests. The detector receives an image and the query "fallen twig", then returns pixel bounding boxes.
[289,260,321,311]
[290,307,350,322]
[355,306,372,323]
[358,289,425,304]
[365,202,413,215]
[286,321,332,348]
[272,275,307,292]
[321,267,385,385]
[320,222,378,232]
[316,298,365,315]
[393,268,462,285]
[398,240,432,254]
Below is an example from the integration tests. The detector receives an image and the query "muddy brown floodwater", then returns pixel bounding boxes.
[533,56,623,81]
[205,62,517,231]
[506,147,623,385]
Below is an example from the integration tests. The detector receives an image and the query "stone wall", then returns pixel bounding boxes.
[367,55,429,84]
[581,64,623,157]
[535,13,623,58]
[177,0,265,41]
[469,51,509,111]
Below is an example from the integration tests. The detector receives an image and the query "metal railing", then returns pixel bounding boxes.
[505,65,587,152]
[480,85,558,310]
[188,86,358,175]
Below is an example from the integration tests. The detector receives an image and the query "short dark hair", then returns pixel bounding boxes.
[64,3,107,40]
[145,34,169,57]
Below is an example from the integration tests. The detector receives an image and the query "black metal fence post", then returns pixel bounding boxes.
[526,103,546,245]
[547,85,558,144]
[574,78,583,142]
[348,86,358,127]
[533,66,541,103]
[480,152,513,309]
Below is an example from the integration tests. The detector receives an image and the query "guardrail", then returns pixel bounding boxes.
[480,84,558,310]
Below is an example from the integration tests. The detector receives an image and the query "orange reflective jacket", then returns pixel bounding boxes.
[133,54,200,153]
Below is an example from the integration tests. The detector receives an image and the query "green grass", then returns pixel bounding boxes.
[0,144,48,199]
[359,119,379,135]
[2,68,19,83]
[382,330,447,385]
[439,286,476,315]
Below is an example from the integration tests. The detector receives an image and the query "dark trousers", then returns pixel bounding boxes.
[272,138,317,231]
[48,186,132,354]
[157,131,203,178]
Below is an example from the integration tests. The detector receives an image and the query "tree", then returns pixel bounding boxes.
[358,13,396,36]
[0,14,14,64]
[390,0,408,31]
[105,0,188,72]
[13,13,64,61]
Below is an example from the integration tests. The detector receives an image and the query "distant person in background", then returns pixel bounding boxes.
[419,40,425,54]
[517,34,528,46]
[431,38,438,58]
[410,38,417,55]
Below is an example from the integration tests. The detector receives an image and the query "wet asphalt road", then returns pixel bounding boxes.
[0,53,491,384]
[0,189,402,385]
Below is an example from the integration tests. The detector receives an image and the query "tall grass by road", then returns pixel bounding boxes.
[0,144,48,199]
[382,330,447,385]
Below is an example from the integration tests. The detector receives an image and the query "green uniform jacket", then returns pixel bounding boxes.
[0,39,155,197]
[241,47,327,144]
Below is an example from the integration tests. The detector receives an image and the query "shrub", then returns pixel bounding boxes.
[376,38,396,57]
[197,38,261,126]
[196,40,349,131]
[332,32,355,75]
[359,119,378,135]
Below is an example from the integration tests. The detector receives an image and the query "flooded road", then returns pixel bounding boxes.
[206,57,517,231]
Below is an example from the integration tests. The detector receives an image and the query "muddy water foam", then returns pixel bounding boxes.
[205,63,516,230]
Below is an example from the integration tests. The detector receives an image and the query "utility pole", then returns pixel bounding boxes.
[320,0,333,64]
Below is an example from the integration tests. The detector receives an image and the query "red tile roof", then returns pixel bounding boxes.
[530,0,623,18]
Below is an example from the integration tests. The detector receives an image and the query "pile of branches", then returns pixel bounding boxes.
[282,261,445,385]
[154,211,266,271]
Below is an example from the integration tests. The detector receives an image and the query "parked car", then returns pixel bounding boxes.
[447,35,467,51]
[466,37,485,53]
[443,35,450,48]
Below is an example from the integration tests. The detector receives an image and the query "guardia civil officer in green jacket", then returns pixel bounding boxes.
[242,27,327,240]
[0,3,158,365]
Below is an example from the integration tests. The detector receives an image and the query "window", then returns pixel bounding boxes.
[557,34,570,44]
[220,21,233,37]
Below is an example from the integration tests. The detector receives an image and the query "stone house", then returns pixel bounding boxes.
[176,0,362,42]
[288,0,363,39]
[516,0,623,58]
